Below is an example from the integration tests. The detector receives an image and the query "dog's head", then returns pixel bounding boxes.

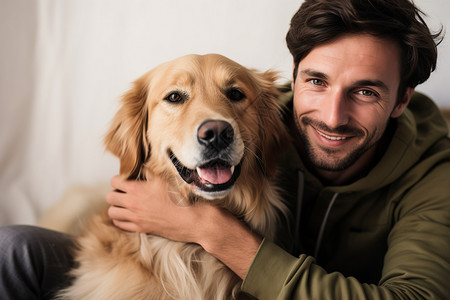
[105,54,289,202]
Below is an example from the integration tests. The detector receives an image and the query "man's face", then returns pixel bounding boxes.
[292,34,411,174]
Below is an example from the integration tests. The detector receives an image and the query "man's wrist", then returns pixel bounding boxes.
[197,205,263,279]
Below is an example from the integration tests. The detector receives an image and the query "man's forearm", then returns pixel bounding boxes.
[197,206,263,279]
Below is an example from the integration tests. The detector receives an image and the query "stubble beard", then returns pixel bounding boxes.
[295,115,377,172]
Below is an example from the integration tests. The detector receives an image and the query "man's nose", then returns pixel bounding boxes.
[321,91,350,129]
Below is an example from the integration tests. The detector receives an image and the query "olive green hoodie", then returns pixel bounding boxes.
[241,92,450,299]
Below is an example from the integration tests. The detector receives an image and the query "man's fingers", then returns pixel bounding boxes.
[107,203,131,220]
[105,188,125,206]
[111,219,140,233]
[110,175,129,193]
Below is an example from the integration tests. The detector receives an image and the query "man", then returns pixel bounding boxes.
[0,0,449,299]
[106,0,450,299]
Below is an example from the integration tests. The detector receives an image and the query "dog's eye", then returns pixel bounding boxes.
[164,92,184,104]
[226,88,246,102]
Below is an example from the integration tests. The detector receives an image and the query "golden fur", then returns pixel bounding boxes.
[57,54,290,300]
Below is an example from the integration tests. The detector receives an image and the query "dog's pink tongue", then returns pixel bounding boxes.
[197,166,232,185]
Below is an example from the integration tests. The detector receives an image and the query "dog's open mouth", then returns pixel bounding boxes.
[169,150,242,193]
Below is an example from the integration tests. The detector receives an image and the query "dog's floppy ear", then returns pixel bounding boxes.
[255,70,291,177]
[104,75,150,179]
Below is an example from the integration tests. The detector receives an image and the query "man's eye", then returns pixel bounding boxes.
[357,90,376,97]
[310,79,325,86]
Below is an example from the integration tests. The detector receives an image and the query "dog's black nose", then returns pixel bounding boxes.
[197,120,234,150]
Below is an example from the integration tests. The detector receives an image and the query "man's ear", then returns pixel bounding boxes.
[391,87,415,118]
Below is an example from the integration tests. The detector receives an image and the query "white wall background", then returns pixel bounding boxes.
[1,0,449,226]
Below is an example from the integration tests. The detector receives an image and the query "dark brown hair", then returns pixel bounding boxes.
[286,0,444,96]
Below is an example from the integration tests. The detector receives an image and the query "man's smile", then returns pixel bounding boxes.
[315,129,350,141]
[301,116,363,148]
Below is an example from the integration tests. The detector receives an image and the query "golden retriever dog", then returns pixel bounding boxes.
[57,54,290,300]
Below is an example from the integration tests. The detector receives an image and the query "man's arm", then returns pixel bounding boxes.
[106,175,261,279]
[107,173,450,299]
[242,162,450,299]
[196,206,263,279]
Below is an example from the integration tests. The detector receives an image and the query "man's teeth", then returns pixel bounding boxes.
[317,131,348,141]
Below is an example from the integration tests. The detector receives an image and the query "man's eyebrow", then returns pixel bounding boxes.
[354,80,390,93]
[299,68,329,80]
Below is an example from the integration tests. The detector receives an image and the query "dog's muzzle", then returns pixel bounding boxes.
[169,120,243,194]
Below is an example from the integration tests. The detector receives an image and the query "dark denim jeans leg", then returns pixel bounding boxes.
[0,225,75,300]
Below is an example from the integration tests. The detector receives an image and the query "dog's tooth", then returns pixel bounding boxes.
[230,165,235,174]
[196,167,203,179]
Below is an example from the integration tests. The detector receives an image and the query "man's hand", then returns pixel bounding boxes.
[106,175,263,279]
[107,175,199,243]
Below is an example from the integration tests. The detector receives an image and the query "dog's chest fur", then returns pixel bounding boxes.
[57,188,280,300]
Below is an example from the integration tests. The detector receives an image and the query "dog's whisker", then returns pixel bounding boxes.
[243,144,265,174]
[167,190,186,206]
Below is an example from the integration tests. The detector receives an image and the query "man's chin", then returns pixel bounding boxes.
[311,140,378,172]
[313,161,354,172]
[309,156,353,172]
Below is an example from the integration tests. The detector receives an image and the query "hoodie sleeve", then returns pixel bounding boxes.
[241,162,450,300]
[241,240,397,299]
